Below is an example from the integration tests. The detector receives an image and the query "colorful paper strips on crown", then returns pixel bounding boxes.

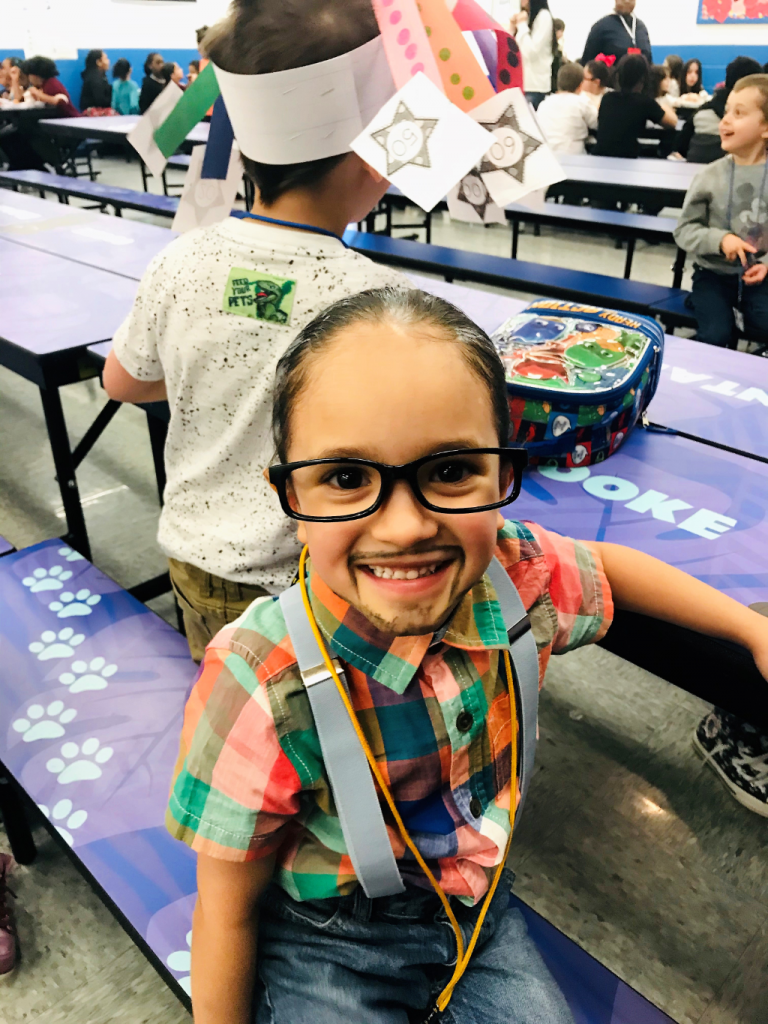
[452,0,524,93]
[373,0,443,90]
[416,0,494,111]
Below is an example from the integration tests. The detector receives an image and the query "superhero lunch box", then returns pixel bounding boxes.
[490,300,664,468]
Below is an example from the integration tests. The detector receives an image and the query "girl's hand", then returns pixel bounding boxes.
[721,233,757,266]
[743,262,768,286]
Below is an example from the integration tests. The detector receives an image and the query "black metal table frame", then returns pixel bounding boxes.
[0,333,170,600]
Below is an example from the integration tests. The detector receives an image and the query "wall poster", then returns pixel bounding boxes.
[698,0,768,23]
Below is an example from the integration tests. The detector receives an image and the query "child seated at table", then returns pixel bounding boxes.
[675,74,768,348]
[536,62,597,154]
[593,53,677,158]
[102,0,409,662]
[167,286,768,1024]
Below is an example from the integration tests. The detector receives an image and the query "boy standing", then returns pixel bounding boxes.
[167,288,768,1023]
[535,63,598,155]
[675,74,768,348]
[103,0,408,661]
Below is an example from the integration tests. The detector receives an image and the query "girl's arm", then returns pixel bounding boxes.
[587,542,768,679]
[192,852,276,1024]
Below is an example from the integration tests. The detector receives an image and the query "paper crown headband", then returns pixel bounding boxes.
[129,0,563,230]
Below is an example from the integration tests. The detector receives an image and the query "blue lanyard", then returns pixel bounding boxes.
[240,212,349,248]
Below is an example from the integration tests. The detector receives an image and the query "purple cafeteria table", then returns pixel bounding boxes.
[39,115,209,147]
[0,238,138,556]
[0,190,177,281]
[0,539,675,1022]
[649,337,768,462]
[410,277,768,463]
[510,428,768,608]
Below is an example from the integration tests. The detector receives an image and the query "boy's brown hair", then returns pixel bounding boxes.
[204,0,379,206]
[732,73,768,121]
[557,62,584,94]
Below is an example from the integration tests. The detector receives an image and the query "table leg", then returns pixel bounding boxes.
[511,219,520,260]
[623,237,635,279]
[0,772,36,866]
[672,247,686,289]
[140,160,149,192]
[37,385,91,560]
[424,208,431,246]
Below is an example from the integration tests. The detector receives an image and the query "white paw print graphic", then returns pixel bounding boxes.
[29,628,86,661]
[22,566,73,593]
[45,738,113,784]
[12,700,76,742]
[38,799,88,846]
[167,931,192,995]
[59,657,117,694]
[58,545,85,563]
[48,589,101,618]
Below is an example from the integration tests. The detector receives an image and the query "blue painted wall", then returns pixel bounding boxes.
[6,43,768,107]
[3,47,199,110]
[652,44,768,92]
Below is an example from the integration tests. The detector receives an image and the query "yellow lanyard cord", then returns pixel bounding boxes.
[297,547,517,1015]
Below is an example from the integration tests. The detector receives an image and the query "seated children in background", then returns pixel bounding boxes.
[21,56,79,117]
[536,62,597,154]
[111,59,140,115]
[187,59,200,84]
[675,56,761,165]
[103,0,409,662]
[648,64,676,118]
[593,54,677,158]
[160,61,186,89]
[581,58,611,110]
[664,53,683,99]
[167,286,768,1023]
[79,49,112,111]
[675,74,768,348]
[674,57,710,109]
[138,52,165,113]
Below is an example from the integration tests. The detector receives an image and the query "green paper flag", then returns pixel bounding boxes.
[153,62,221,158]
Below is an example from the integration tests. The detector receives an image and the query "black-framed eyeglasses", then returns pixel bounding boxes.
[268,447,529,523]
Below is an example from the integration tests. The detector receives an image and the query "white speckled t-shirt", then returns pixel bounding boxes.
[112,216,409,589]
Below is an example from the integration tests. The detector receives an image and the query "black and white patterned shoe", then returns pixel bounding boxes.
[693,710,768,817]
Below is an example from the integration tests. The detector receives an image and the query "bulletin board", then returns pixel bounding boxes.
[698,0,768,23]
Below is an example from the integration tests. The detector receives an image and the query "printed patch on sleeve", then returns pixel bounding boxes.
[223,269,297,325]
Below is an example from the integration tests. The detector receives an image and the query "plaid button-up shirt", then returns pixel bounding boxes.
[167,520,612,904]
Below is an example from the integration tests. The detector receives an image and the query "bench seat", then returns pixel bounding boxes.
[0,539,677,1020]
[342,229,685,316]
[0,169,180,218]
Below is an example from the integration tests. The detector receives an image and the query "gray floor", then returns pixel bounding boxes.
[0,155,765,1024]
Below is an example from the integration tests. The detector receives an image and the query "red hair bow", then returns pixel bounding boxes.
[594,53,616,67]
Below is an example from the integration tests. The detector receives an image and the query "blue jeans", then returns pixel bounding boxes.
[525,91,548,110]
[253,871,574,1024]
[690,266,768,348]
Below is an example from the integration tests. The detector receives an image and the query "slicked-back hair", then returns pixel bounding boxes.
[21,56,59,81]
[204,0,380,206]
[272,288,511,464]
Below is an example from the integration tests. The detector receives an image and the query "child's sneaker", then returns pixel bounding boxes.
[0,853,17,978]
[693,710,768,817]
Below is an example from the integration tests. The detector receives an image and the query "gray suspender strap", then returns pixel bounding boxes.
[486,557,539,824]
[279,584,405,898]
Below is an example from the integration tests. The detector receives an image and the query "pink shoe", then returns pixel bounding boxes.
[0,853,17,978]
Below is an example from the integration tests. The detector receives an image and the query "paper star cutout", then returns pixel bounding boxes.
[479,103,542,185]
[371,101,438,177]
[458,172,492,222]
